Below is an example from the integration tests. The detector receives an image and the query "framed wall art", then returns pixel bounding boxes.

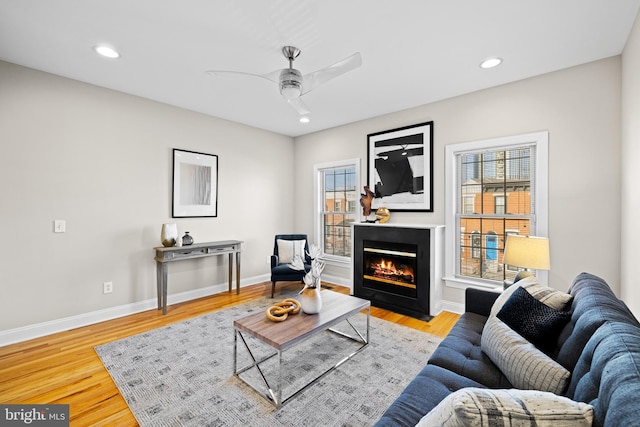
[172,149,218,218]
[367,121,433,212]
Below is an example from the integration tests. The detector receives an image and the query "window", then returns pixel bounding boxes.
[494,195,506,214]
[315,159,360,263]
[471,231,481,259]
[445,132,548,287]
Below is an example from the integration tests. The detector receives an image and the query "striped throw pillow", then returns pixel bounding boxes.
[416,388,593,427]
[481,315,570,394]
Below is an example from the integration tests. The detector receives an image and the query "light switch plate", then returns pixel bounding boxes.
[54,220,66,233]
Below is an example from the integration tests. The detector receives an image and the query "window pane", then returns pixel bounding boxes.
[457,147,533,282]
[319,164,357,259]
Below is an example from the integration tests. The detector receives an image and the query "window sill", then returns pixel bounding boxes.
[320,255,351,268]
[443,275,503,291]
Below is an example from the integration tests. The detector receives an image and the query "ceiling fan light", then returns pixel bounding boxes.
[299,116,310,123]
[281,82,301,99]
[279,68,302,99]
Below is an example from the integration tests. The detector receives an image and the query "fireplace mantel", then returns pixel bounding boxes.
[352,223,444,318]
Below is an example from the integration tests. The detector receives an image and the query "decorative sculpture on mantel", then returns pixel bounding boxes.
[360,185,376,222]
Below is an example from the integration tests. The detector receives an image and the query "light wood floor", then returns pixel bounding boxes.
[0,281,460,426]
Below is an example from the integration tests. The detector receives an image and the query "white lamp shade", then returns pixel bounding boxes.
[503,236,550,270]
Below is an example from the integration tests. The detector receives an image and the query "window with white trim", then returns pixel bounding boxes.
[314,159,360,263]
[445,132,548,287]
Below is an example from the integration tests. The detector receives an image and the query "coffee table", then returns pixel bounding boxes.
[233,291,370,408]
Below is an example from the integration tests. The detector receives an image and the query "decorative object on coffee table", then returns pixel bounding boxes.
[181,231,194,246]
[289,243,325,314]
[300,286,323,314]
[266,298,301,322]
[160,223,178,247]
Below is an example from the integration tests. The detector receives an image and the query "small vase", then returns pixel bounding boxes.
[301,286,322,314]
[182,231,194,246]
[161,223,178,247]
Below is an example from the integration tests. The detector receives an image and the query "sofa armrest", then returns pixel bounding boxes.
[465,288,500,317]
[271,254,279,268]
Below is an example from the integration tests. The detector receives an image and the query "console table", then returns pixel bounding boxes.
[154,240,242,314]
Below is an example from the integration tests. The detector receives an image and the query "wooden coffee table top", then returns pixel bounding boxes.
[233,291,370,351]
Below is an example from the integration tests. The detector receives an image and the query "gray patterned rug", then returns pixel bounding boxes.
[95,292,441,426]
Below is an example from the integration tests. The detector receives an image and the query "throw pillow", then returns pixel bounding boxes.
[489,276,573,317]
[276,239,306,264]
[497,286,572,355]
[416,387,594,427]
[481,315,571,394]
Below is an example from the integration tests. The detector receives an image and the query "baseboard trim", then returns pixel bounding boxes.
[0,274,270,347]
[321,274,352,291]
[1,273,461,347]
[439,300,465,315]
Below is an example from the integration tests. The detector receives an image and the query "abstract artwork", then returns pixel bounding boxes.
[367,122,433,212]
[172,149,218,217]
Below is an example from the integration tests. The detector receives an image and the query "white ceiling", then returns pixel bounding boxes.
[1,1,639,137]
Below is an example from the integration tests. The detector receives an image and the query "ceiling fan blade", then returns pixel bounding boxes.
[287,97,310,116]
[302,52,362,94]
[206,69,282,84]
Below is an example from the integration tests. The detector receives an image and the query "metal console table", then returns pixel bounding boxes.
[153,240,242,314]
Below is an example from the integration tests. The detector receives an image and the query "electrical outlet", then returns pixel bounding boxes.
[103,281,113,294]
[266,256,271,265]
[54,220,66,233]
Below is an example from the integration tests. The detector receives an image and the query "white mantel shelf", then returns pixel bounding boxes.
[353,223,444,229]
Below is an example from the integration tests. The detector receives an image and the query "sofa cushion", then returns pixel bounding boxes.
[554,272,640,371]
[428,312,512,388]
[416,388,593,427]
[482,315,570,394]
[566,322,640,427]
[373,365,486,427]
[497,286,572,355]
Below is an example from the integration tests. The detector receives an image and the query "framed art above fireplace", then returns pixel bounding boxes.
[367,121,433,212]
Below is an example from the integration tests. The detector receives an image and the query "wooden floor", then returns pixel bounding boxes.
[0,281,460,426]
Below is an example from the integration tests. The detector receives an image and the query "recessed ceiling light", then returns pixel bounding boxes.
[94,45,120,59]
[299,116,310,123]
[480,57,502,69]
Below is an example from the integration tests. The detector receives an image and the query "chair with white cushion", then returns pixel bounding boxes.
[270,234,311,297]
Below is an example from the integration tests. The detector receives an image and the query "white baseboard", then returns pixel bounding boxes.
[438,300,465,315]
[0,274,270,347]
[0,273,462,347]
[322,274,352,291]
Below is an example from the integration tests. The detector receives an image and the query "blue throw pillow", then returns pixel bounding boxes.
[497,286,572,355]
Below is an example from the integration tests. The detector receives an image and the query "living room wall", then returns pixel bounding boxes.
[0,61,295,335]
[621,12,640,318]
[294,57,622,311]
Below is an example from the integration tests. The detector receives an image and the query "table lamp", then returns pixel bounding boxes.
[502,235,550,285]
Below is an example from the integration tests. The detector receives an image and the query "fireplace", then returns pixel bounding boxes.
[354,224,434,320]
[363,244,417,298]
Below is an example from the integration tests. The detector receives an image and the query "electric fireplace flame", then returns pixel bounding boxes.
[364,247,417,289]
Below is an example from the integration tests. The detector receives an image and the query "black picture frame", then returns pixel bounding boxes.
[367,121,433,212]
[172,149,218,218]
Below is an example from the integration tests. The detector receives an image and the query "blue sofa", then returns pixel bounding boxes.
[374,273,640,427]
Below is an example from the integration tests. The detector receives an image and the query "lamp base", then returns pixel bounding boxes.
[513,270,535,283]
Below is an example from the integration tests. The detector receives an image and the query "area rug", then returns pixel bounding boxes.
[95,293,442,426]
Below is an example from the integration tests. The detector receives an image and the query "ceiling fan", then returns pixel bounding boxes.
[207,46,362,116]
